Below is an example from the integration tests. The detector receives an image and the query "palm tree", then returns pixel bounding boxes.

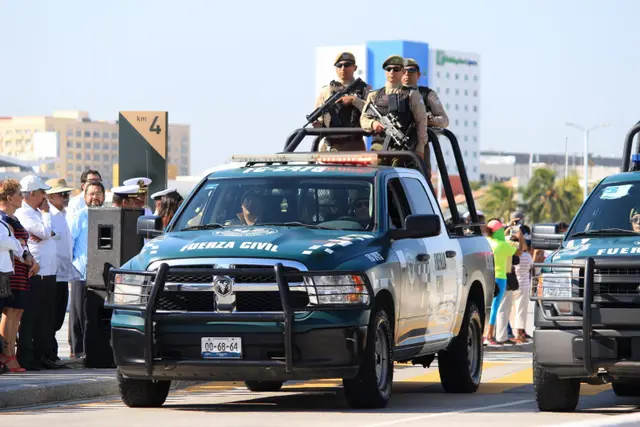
[479,182,518,222]
[521,168,583,223]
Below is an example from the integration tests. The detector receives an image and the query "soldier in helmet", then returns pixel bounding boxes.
[360,55,431,182]
[313,52,371,152]
[402,58,449,129]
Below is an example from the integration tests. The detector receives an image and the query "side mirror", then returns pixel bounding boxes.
[388,214,441,240]
[531,223,564,250]
[137,215,164,238]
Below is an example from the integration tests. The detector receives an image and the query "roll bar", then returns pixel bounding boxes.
[621,121,640,172]
[281,127,481,236]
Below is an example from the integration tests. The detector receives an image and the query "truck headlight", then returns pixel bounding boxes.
[110,273,151,306]
[533,272,575,314]
[303,275,370,305]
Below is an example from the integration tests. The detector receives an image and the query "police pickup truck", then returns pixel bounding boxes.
[530,123,640,412]
[105,127,494,409]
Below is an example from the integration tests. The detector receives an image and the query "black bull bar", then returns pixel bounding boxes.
[531,256,640,376]
[105,263,374,377]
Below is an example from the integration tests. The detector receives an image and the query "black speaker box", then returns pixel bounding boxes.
[84,288,116,368]
[86,207,145,290]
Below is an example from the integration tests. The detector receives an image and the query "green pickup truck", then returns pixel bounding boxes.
[105,127,494,409]
[530,123,640,412]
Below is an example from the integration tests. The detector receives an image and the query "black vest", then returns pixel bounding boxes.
[327,79,368,128]
[417,86,432,114]
[371,86,418,147]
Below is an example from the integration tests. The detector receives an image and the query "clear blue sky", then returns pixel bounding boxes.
[2,0,639,175]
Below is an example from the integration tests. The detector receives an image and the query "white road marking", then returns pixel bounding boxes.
[547,413,640,427]
[365,399,534,427]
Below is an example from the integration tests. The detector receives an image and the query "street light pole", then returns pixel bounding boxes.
[565,122,610,200]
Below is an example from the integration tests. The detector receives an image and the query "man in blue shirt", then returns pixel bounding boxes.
[67,180,105,359]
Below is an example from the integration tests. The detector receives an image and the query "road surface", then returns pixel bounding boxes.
[4,351,639,427]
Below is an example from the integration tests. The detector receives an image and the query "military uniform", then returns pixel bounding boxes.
[404,58,449,128]
[360,55,431,178]
[123,177,153,216]
[150,188,178,216]
[111,184,140,209]
[315,52,371,152]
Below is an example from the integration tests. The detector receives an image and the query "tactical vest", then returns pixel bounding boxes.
[327,79,368,128]
[370,86,418,147]
[418,86,432,114]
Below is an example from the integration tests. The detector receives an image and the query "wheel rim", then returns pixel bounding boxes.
[467,318,480,380]
[374,326,389,390]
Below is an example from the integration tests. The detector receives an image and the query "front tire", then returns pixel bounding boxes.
[117,371,171,408]
[438,300,483,393]
[343,307,394,409]
[612,380,640,397]
[244,381,284,392]
[533,361,580,412]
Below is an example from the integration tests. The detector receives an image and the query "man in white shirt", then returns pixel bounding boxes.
[67,169,102,219]
[45,178,78,362]
[15,175,62,370]
[123,177,153,216]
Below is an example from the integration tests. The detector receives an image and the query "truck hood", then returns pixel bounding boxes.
[552,235,640,262]
[135,226,384,270]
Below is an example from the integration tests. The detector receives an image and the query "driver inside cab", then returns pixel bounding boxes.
[630,208,640,232]
[353,196,371,228]
[232,191,263,226]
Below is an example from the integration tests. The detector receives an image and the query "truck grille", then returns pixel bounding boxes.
[156,290,310,312]
[165,264,303,284]
[594,267,640,295]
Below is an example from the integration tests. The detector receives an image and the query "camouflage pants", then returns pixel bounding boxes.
[319,137,366,152]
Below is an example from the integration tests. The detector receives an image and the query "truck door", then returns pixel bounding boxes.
[386,177,431,352]
[399,174,461,342]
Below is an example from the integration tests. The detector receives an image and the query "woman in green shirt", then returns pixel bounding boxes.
[484,219,517,345]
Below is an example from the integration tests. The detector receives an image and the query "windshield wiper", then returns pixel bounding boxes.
[180,223,225,231]
[571,228,640,238]
[259,222,334,230]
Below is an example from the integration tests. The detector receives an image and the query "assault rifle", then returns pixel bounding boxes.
[366,102,414,151]
[304,78,364,128]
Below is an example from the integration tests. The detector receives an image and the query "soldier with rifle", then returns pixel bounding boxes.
[311,52,371,151]
[402,58,449,128]
[360,55,431,182]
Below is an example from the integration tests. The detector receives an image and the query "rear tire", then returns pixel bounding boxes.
[117,371,171,408]
[533,361,580,412]
[343,306,394,409]
[438,300,483,393]
[244,381,284,392]
[612,380,640,397]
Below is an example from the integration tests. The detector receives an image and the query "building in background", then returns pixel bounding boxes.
[479,150,622,190]
[0,110,190,189]
[315,41,481,185]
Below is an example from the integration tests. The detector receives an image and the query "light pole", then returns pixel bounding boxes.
[565,122,610,200]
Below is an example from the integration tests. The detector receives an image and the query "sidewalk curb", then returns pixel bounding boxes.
[484,342,533,353]
[0,375,199,410]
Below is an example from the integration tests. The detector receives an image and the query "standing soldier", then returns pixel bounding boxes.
[360,55,431,182]
[402,58,449,128]
[123,177,153,215]
[313,52,370,151]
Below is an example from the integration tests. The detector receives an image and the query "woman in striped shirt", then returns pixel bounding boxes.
[0,179,39,372]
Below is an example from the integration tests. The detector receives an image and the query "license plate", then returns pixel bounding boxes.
[201,337,242,359]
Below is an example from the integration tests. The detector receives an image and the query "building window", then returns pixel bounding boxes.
[464,90,468,96]
[464,150,468,157]
[436,87,440,93]
[112,144,118,151]
[102,143,109,150]
[464,135,468,141]
[446,103,450,110]
[445,88,450,95]
[76,164,82,171]
[464,120,468,127]
[92,131,99,138]
[465,74,469,81]
[92,154,99,161]
[67,141,73,148]
[76,153,81,160]
[446,72,450,79]
[76,130,81,137]
[473,166,477,173]
[473,106,478,112]
[455,89,459,96]
[474,75,478,82]
[93,142,100,149]
[181,146,188,154]
[67,129,73,136]
[474,91,478,97]
[436,71,441,78]
[112,154,118,161]
[111,132,118,139]
[67,153,73,159]
[455,119,459,126]
[67,164,73,171]
[455,104,459,111]
[102,132,109,138]
[76,142,81,149]
[103,154,109,162]
[84,131,90,138]
[473,136,478,142]
[473,152,478,158]
[85,154,90,160]
[455,73,459,80]
[474,121,477,127]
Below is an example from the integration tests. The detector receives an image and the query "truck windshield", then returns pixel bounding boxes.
[569,182,640,238]
[172,176,375,232]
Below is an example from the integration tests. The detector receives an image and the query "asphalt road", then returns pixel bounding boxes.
[4,351,640,427]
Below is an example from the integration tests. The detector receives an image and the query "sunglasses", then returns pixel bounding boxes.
[335,62,353,68]
[631,215,640,224]
[385,66,403,72]
[405,67,418,73]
